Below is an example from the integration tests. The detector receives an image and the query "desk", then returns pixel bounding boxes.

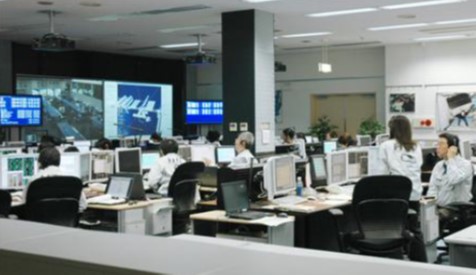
[85,198,173,235]
[445,225,476,268]
[190,210,294,246]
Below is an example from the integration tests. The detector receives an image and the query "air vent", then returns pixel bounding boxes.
[90,5,211,21]
[420,25,476,34]
[282,41,382,51]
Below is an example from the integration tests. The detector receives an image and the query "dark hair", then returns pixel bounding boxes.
[338,133,355,147]
[389,115,416,151]
[439,133,460,153]
[38,147,60,169]
[95,138,112,150]
[38,141,55,152]
[150,132,162,142]
[206,130,221,143]
[160,139,179,155]
[282,128,295,139]
[329,131,338,138]
[64,146,80,153]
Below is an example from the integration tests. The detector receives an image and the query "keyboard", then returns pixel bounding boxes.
[87,194,126,205]
[272,195,307,205]
[228,211,272,220]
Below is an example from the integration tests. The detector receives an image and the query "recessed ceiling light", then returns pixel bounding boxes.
[368,23,429,31]
[381,0,466,10]
[80,2,102,8]
[435,18,476,25]
[37,1,54,5]
[414,34,468,41]
[308,8,377,18]
[160,42,202,49]
[279,32,332,38]
[242,0,280,3]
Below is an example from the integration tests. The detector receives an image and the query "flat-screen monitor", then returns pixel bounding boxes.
[106,176,133,199]
[375,134,390,146]
[185,100,223,124]
[275,144,297,154]
[327,151,348,185]
[112,172,145,200]
[356,135,372,146]
[190,145,216,165]
[460,140,472,160]
[115,148,142,174]
[367,147,380,176]
[263,155,296,200]
[323,141,337,154]
[141,152,159,171]
[60,152,91,182]
[89,150,114,182]
[198,166,218,188]
[347,148,369,180]
[221,180,249,213]
[73,140,91,153]
[216,146,236,164]
[309,154,327,187]
[0,154,38,189]
[178,145,191,162]
[0,95,42,126]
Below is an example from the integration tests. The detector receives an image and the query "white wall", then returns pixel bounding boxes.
[386,39,476,142]
[193,47,386,135]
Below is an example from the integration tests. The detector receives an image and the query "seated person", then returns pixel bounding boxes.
[206,130,221,147]
[229,131,258,169]
[95,138,112,150]
[143,139,185,196]
[325,130,338,141]
[150,132,162,144]
[427,133,473,229]
[282,128,306,159]
[337,132,356,148]
[64,146,80,153]
[18,147,88,212]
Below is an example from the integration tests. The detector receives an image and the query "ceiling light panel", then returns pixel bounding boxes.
[160,42,202,49]
[381,0,466,10]
[414,34,468,41]
[308,8,377,18]
[368,23,429,31]
[279,32,332,38]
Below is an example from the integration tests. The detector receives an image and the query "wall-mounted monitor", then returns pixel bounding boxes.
[0,95,42,127]
[185,100,223,124]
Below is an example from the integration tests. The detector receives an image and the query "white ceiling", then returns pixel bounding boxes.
[1,0,476,59]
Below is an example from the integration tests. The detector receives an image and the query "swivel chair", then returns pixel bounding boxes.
[168,162,205,235]
[435,175,476,264]
[0,190,12,218]
[347,175,414,259]
[23,176,83,227]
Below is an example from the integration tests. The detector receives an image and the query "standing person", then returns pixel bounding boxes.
[378,115,427,262]
[427,133,473,230]
[282,128,306,159]
[143,139,185,196]
[229,131,258,169]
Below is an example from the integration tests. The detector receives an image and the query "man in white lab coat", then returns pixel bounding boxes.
[228,131,258,169]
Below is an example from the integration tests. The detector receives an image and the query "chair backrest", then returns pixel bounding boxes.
[0,190,12,217]
[352,175,412,210]
[471,176,476,203]
[168,162,205,213]
[24,176,83,227]
[357,199,409,239]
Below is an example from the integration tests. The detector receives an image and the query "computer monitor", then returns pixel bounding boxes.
[356,135,372,146]
[113,172,145,200]
[221,180,249,213]
[263,155,296,200]
[106,176,133,199]
[275,144,297,155]
[323,140,337,154]
[0,95,42,126]
[141,152,159,171]
[309,154,327,188]
[73,140,91,153]
[305,136,313,143]
[190,145,216,165]
[115,147,142,174]
[327,151,348,185]
[367,147,380,176]
[178,145,191,162]
[375,134,390,146]
[460,140,472,160]
[0,153,38,189]
[89,150,114,182]
[198,166,218,188]
[216,146,236,165]
[347,147,369,180]
[60,152,91,182]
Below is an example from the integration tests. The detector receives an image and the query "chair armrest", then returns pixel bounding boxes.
[408,209,417,215]
[328,208,344,216]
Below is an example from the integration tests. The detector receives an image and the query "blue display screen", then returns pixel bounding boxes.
[0,95,42,126]
[186,101,223,124]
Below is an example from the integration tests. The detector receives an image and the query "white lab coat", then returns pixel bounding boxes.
[22,166,88,212]
[427,155,473,206]
[228,149,257,169]
[378,139,423,201]
[143,153,185,196]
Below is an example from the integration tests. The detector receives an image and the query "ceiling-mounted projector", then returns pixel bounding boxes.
[184,34,216,65]
[32,10,75,52]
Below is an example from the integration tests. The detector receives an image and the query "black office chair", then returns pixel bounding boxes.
[435,175,476,264]
[0,190,12,218]
[23,176,83,227]
[346,175,413,259]
[168,162,205,235]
